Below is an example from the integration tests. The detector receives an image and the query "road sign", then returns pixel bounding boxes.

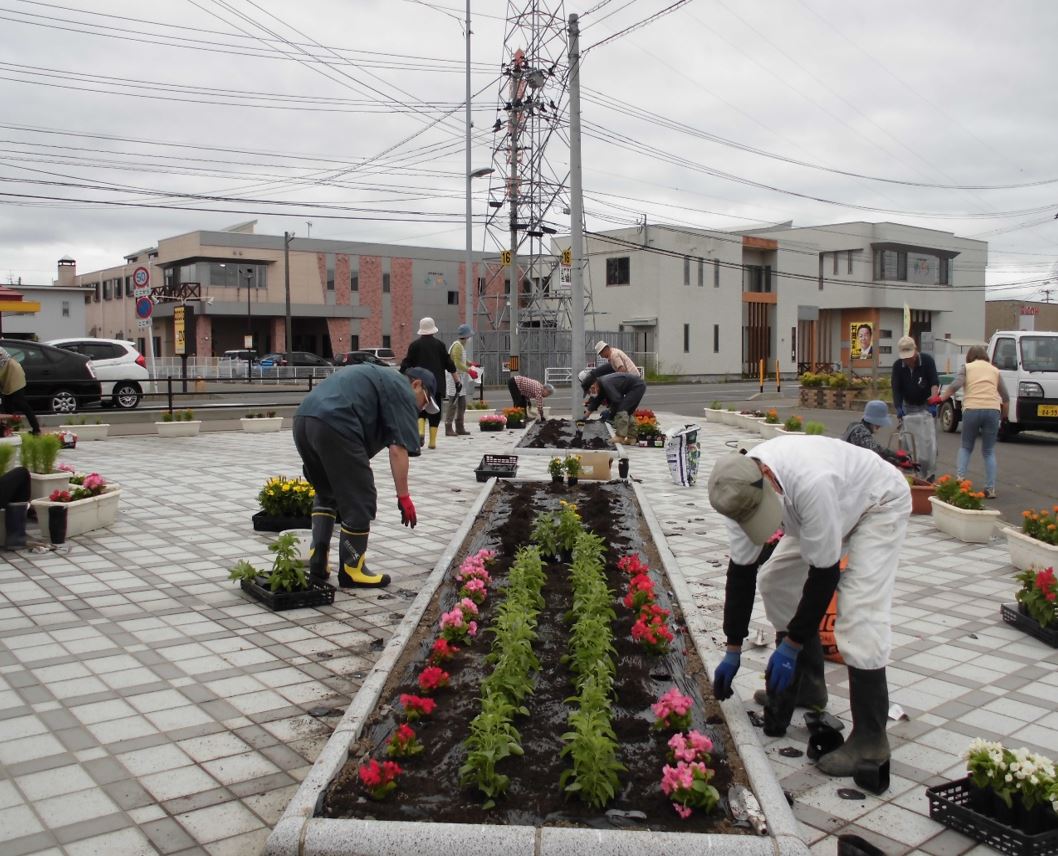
[174,306,186,356]
[136,318,150,329]
[135,296,153,320]
[132,266,150,288]
[501,250,512,266]
[133,287,150,299]
[561,248,572,266]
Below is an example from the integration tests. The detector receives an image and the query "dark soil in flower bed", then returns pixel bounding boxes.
[319,481,751,833]
[517,418,614,450]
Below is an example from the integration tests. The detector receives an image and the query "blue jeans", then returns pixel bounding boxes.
[956,408,1000,491]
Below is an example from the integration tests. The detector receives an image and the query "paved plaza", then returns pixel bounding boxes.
[1,416,1056,855]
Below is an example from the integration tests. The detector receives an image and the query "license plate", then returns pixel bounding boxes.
[1037,405,1058,417]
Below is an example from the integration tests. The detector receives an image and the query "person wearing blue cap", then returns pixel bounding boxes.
[293,364,438,589]
[444,323,477,436]
[842,400,916,472]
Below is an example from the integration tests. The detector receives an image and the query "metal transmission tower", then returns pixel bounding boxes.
[481,1,582,376]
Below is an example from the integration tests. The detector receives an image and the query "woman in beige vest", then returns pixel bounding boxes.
[931,345,1008,498]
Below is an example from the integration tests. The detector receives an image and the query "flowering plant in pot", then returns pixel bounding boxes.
[764,409,779,424]
[563,454,582,486]
[1006,505,1058,571]
[502,407,526,428]
[479,413,506,432]
[961,738,1058,834]
[20,433,70,500]
[0,414,24,437]
[929,476,999,543]
[253,475,314,531]
[934,475,985,510]
[548,456,565,483]
[782,415,803,432]
[1014,566,1057,629]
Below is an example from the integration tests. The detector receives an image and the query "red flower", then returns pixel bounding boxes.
[617,554,648,576]
[358,758,401,799]
[417,665,450,693]
[399,693,437,721]
[429,638,460,664]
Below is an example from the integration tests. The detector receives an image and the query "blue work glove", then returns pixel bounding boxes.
[712,650,741,700]
[927,404,938,417]
[765,640,800,694]
[895,405,905,420]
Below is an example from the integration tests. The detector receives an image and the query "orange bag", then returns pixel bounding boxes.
[818,556,847,664]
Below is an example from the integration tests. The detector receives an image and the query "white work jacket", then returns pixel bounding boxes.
[726,436,910,568]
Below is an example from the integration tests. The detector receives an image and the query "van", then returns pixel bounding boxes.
[938,330,1058,439]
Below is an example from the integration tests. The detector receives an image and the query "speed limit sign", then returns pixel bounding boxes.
[133,266,150,288]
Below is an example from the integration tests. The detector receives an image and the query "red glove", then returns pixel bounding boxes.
[927,395,943,406]
[397,495,417,528]
[468,368,479,380]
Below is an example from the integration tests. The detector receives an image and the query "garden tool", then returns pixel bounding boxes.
[614,411,631,441]
[418,417,426,445]
[428,425,438,449]
[338,527,390,588]
[816,667,890,783]
[307,506,336,581]
[3,502,28,549]
[455,395,469,435]
[755,633,828,737]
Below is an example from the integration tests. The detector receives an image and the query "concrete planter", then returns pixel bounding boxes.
[31,485,121,538]
[758,422,783,439]
[60,423,109,441]
[241,417,284,433]
[29,472,71,502]
[155,421,202,437]
[929,496,1001,544]
[774,428,805,438]
[743,416,767,434]
[263,481,808,856]
[703,407,725,424]
[0,434,22,473]
[1005,526,1058,571]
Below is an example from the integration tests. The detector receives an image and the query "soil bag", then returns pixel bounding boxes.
[664,424,701,487]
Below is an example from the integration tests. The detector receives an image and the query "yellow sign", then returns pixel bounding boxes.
[500,250,512,266]
[561,248,572,266]
[174,306,186,356]
[1037,405,1058,418]
[850,322,873,360]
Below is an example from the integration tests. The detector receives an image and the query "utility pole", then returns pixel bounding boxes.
[464,0,474,362]
[508,55,522,377]
[244,267,253,381]
[283,232,293,352]
[568,13,584,419]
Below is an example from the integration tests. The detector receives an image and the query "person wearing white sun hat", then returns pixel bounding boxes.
[400,317,459,449]
[708,435,910,782]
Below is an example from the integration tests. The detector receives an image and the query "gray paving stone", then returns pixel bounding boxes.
[141,817,198,854]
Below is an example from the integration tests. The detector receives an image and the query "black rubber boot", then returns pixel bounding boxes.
[455,396,469,435]
[753,633,828,711]
[817,666,890,777]
[3,502,28,549]
[338,527,390,588]
[307,506,335,582]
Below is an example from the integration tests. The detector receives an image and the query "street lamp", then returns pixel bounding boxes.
[244,267,254,381]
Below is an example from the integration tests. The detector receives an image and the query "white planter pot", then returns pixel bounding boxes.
[719,410,736,426]
[278,529,314,563]
[155,421,202,437]
[31,485,122,538]
[775,428,805,437]
[61,423,109,441]
[928,496,1001,544]
[744,416,768,434]
[30,472,71,502]
[758,422,784,439]
[1005,526,1058,571]
[0,434,21,473]
[241,417,284,434]
[703,407,725,424]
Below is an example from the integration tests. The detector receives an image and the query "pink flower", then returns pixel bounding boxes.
[467,620,477,637]
[82,473,106,492]
[659,760,718,818]
[669,730,713,763]
[58,463,75,473]
[652,688,693,731]
[459,597,479,616]
[673,803,692,819]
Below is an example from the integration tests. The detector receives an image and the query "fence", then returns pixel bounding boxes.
[150,357,335,383]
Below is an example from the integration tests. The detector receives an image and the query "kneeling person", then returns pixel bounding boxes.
[293,364,437,588]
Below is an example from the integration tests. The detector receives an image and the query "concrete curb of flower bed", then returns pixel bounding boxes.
[264,477,809,856]
[631,479,810,856]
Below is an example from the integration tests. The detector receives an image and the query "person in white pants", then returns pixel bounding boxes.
[708,436,911,781]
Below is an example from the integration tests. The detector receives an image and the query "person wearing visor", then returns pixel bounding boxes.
[707,435,910,780]
[293,364,438,589]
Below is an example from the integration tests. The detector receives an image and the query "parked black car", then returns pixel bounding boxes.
[0,338,102,414]
[331,351,394,368]
[258,351,331,368]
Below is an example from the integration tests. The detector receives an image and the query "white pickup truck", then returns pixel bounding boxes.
[938,330,1058,440]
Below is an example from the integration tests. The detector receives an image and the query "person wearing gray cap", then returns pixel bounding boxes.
[842,400,916,471]
[891,336,940,480]
[444,323,477,437]
[293,364,439,589]
[708,436,910,782]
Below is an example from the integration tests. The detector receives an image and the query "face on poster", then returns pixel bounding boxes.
[851,322,873,359]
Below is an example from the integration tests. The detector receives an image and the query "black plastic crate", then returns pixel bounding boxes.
[926,778,1058,856]
[1001,603,1058,649]
[240,577,336,611]
[475,454,518,483]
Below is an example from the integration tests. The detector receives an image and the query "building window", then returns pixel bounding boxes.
[61,300,70,318]
[103,281,112,300]
[350,271,359,292]
[94,282,101,302]
[326,254,335,291]
[698,258,704,287]
[683,324,690,353]
[879,329,892,339]
[874,248,955,284]
[683,256,690,286]
[383,273,391,293]
[713,323,719,353]
[818,254,824,290]
[714,258,720,288]
[847,250,853,274]
[137,337,146,354]
[125,276,133,297]
[447,290,459,305]
[349,334,360,350]
[382,334,391,348]
[605,256,630,286]
[743,265,771,293]
[477,276,486,294]
[832,252,838,275]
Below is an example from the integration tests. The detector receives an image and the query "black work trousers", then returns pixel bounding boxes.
[293,416,376,531]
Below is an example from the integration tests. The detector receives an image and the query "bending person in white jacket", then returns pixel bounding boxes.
[708,435,911,782]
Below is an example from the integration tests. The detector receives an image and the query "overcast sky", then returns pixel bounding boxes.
[1,0,1056,300]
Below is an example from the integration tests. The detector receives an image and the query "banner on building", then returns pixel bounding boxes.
[174,306,186,356]
[850,322,874,359]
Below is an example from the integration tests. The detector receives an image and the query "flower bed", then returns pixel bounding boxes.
[265,481,802,855]
[516,418,615,451]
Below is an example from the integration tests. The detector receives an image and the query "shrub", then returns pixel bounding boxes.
[228,532,307,593]
[783,415,803,432]
[20,432,63,474]
[764,409,779,424]
[804,421,825,435]
[1022,505,1058,545]
[799,371,824,388]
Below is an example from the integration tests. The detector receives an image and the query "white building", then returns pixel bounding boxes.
[576,221,987,378]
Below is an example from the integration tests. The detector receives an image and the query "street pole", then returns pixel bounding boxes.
[464,0,474,364]
[245,267,253,382]
[568,13,585,420]
[509,61,521,378]
[284,232,293,352]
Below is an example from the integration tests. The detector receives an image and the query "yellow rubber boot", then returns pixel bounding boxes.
[428,426,438,449]
[418,417,426,445]
[338,528,390,588]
